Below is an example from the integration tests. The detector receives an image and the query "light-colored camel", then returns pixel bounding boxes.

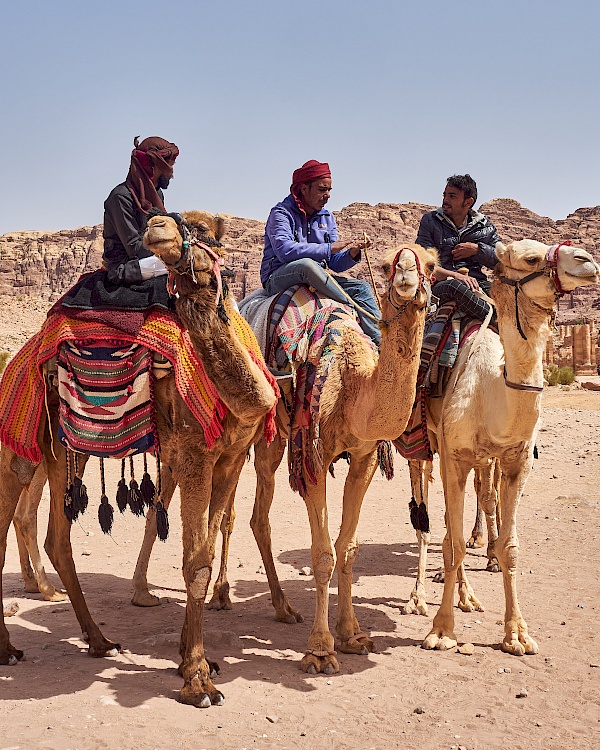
[402,456,501,617]
[419,239,599,655]
[0,212,278,708]
[243,244,439,674]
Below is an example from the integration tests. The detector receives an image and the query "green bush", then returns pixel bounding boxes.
[0,351,10,375]
[544,364,559,386]
[557,366,575,385]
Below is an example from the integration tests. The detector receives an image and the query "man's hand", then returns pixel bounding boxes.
[455,271,480,291]
[331,240,353,254]
[452,242,479,260]
[332,235,371,259]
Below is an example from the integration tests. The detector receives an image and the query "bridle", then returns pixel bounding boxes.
[380,248,433,329]
[497,241,570,341]
[498,241,571,392]
[164,222,227,316]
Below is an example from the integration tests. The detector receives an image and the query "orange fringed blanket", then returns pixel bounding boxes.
[0,308,277,463]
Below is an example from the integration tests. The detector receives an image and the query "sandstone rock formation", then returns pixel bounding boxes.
[0,199,598,324]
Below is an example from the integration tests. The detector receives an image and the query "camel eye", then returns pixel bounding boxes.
[525,257,539,266]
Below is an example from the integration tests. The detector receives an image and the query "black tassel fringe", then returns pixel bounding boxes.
[116,478,128,513]
[128,479,145,516]
[155,500,169,541]
[98,494,114,534]
[140,472,156,506]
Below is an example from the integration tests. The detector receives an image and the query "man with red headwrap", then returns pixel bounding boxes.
[261,160,381,344]
[103,136,179,285]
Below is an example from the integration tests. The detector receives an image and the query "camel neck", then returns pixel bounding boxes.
[344,300,425,442]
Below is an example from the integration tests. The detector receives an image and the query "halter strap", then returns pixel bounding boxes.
[503,367,544,393]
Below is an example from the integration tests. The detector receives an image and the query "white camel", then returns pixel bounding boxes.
[420,239,598,654]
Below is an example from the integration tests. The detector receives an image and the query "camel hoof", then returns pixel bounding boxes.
[486,560,500,573]
[88,642,122,658]
[422,632,457,651]
[402,599,428,616]
[43,589,67,603]
[301,653,339,675]
[276,610,303,624]
[338,636,376,655]
[131,591,161,607]
[467,534,485,549]
[502,635,538,656]
[211,691,225,706]
[433,571,445,584]
[23,580,41,594]
[178,689,212,708]
[206,599,232,611]
[208,660,221,679]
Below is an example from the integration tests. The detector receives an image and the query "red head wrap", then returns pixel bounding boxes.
[290,160,331,215]
[125,136,179,214]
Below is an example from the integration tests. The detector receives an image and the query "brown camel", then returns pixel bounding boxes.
[0,212,278,708]
[419,240,599,655]
[242,244,438,675]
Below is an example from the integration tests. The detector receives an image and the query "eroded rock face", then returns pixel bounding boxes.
[0,199,598,321]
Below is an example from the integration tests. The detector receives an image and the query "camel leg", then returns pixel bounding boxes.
[13,462,66,602]
[456,561,484,613]
[403,459,433,615]
[495,456,538,656]
[131,466,177,607]
[177,444,248,707]
[43,443,120,657]
[467,469,486,549]
[206,501,235,611]
[300,472,338,675]
[335,449,378,655]
[422,456,471,651]
[0,449,30,664]
[475,460,501,572]
[251,430,302,623]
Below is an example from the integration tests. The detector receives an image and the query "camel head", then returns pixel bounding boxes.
[143,211,227,286]
[494,239,599,304]
[381,244,438,310]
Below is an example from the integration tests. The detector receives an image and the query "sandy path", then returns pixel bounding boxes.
[1,385,599,749]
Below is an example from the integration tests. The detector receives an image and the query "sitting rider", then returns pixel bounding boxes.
[416,174,501,321]
[261,160,381,344]
[103,135,179,286]
[59,136,179,313]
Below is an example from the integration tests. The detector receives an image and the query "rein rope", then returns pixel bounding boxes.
[498,242,570,341]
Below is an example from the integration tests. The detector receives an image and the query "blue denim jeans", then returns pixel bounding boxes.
[264,258,381,344]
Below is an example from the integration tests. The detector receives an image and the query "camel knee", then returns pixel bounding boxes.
[188,567,212,600]
[337,544,359,574]
[496,542,518,571]
[313,552,335,584]
[442,537,466,571]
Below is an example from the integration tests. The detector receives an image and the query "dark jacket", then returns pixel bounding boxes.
[416,208,500,286]
[102,183,164,284]
[260,194,359,286]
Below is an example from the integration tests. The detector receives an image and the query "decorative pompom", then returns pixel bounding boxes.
[98,494,114,534]
[116,478,128,513]
[63,485,74,523]
[409,498,430,533]
[140,472,156,507]
[71,476,89,520]
[377,441,394,480]
[155,500,169,541]
[128,480,144,517]
[409,498,419,530]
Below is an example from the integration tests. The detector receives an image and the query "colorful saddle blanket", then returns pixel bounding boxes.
[0,307,276,463]
[265,285,375,497]
[393,304,483,461]
[57,340,155,458]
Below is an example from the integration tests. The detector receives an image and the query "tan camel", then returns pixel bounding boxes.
[239,244,438,675]
[418,239,599,655]
[402,456,501,617]
[0,212,278,708]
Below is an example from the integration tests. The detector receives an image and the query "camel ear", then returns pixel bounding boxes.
[214,215,226,242]
[494,242,509,264]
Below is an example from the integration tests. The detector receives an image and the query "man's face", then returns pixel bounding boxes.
[300,178,332,214]
[442,184,473,223]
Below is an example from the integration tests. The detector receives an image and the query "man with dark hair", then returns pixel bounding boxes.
[416,174,501,320]
[261,160,381,343]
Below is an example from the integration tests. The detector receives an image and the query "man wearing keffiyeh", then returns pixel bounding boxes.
[103,136,179,285]
[261,160,381,344]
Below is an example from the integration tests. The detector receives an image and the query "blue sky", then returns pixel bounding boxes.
[2,0,598,234]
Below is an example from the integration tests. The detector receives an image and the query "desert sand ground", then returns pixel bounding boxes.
[0,299,599,750]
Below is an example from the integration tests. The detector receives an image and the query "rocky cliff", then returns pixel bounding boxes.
[1,199,598,321]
